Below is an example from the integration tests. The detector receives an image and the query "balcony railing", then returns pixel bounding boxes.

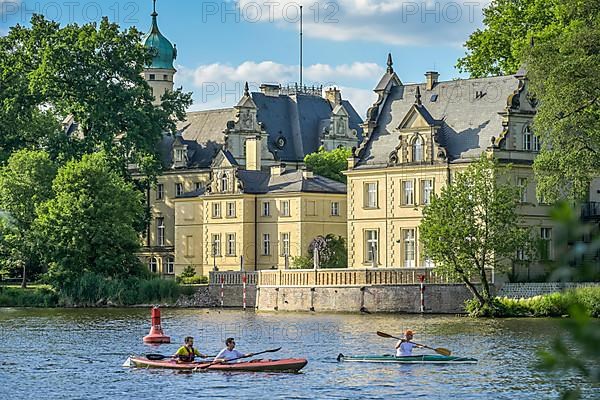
[581,202,600,220]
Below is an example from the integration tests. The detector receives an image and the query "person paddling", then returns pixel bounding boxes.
[214,337,253,363]
[395,330,423,357]
[173,336,208,362]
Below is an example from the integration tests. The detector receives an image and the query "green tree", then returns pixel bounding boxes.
[35,152,146,285]
[526,2,600,201]
[420,155,530,314]
[304,147,352,183]
[291,234,348,269]
[456,0,558,77]
[0,150,57,287]
[0,15,192,178]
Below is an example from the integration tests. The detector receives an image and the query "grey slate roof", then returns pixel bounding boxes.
[252,93,363,162]
[236,169,347,195]
[356,75,520,169]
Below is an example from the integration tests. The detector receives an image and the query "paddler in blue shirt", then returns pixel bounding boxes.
[214,337,253,363]
[173,336,208,362]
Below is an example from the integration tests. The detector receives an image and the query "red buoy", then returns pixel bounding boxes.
[143,306,170,344]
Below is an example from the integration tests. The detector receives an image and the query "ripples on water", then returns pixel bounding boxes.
[0,308,593,399]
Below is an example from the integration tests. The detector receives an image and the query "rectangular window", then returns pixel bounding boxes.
[516,248,528,261]
[185,236,194,257]
[518,178,528,203]
[262,201,271,217]
[404,229,416,267]
[306,200,317,216]
[402,180,414,205]
[523,132,532,151]
[211,234,221,257]
[175,183,184,197]
[533,135,540,152]
[212,203,221,218]
[365,183,378,208]
[421,179,433,205]
[163,74,168,81]
[195,182,204,191]
[262,233,271,256]
[156,184,164,200]
[156,217,165,247]
[175,149,185,162]
[331,201,340,216]
[365,230,378,263]
[226,202,236,218]
[165,257,174,274]
[540,228,552,260]
[281,233,290,256]
[424,257,435,268]
[280,200,290,217]
[226,234,236,256]
[149,74,156,81]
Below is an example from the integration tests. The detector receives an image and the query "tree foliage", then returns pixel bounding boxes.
[0,15,192,177]
[35,152,146,285]
[456,0,558,77]
[420,155,530,314]
[0,150,57,286]
[304,147,352,183]
[291,234,348,269]
[526,1,600,201]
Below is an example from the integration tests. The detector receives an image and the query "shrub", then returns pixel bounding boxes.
[0,286,59,307]
[181,275,208,285]
[291,256,313,269]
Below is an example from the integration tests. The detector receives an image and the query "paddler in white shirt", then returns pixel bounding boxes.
[395,330,424,357]
[214,337,253,363]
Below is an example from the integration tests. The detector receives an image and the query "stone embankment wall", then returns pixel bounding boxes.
[496,282,600,299]
[176,285,257,308]
[255,285,476,314]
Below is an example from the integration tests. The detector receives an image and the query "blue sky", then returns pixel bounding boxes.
[0,0,490,115]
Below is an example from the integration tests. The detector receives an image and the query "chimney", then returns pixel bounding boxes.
[302,168,314,179]
[425,71,439,91]
[260,84,281,96]
[325,87,342,105]
[245,135,262,171]
[270,163,286,176]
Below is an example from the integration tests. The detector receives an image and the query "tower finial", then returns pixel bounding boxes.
[387,53,394,74]
[152,0,158,17]
[415,86,422,105]
[244,82,250,97]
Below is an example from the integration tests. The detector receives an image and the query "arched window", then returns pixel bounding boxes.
[221,173,228,192]
[149,257,158,274]
[165,257,175,275]
[413,135,424,162]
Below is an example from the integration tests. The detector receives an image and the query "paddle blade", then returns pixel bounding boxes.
[263,347,282,354]
[435,348,452,356]
[122,357,133,368]
[145,353,166,360]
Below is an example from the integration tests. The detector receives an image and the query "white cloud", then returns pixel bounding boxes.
[234,0,488,46]
[176,59,382,117]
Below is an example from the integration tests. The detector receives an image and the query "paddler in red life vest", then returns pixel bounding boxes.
[395,330,423,357]
[173,336,208,362]
[214,337,253,363]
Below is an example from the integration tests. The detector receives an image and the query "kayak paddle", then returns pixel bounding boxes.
[376,331,452,356]
[194,347,282,371]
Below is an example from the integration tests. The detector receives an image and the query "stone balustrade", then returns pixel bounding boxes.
[209,271,258,285]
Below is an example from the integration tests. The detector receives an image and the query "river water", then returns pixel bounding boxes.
[0,308,595,399]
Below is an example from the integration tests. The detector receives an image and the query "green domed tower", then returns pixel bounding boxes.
[143,0,177,105]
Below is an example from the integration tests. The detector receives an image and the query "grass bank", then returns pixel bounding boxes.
[465,287,600,317]
[0,273,198,307]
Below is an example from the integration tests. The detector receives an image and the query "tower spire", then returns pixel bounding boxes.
[152,0,157,16]
[415,86,422,105]
[387,53,394,74]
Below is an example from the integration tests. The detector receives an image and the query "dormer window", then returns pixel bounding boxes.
[413,135,424,162]
[221,173,229,192]
[149,74,156,81]
[174,148,185,163]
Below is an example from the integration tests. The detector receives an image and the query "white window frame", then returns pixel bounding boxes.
[366,183,378,209]
[281,233,290,256]
[226,234,236,256]
[156,184,164,200]
[280,200,290,217]
[403,229,416,268]
[175,183,184,197]
[195,182,204,191]
[262,233,271,256]
[523,127,532,151]
[212,234,221,257]
[175,148,185,162]
[226,202,236,218]
[165,257,174,274]
[533,134,540,152]
[518,177,528,203]
[149,257,158,273]
[262,201,271,217]
[221,174,228,192]
[402,180,414,206]
[212,202,221,218]
[365,230,378,263]
[422,179,433,205]
[157,217,165,247]
[413,136,424,162]
[540,228,552,260]
[331,201,340,216]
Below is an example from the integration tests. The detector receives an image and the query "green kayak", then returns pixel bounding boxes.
[337,354,478,364]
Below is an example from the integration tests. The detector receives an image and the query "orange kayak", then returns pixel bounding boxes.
[124,356,307,373]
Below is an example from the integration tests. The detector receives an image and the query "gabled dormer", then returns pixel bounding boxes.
[388,87,446,165]
[172,134,188,168]
[207,150,239,195]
